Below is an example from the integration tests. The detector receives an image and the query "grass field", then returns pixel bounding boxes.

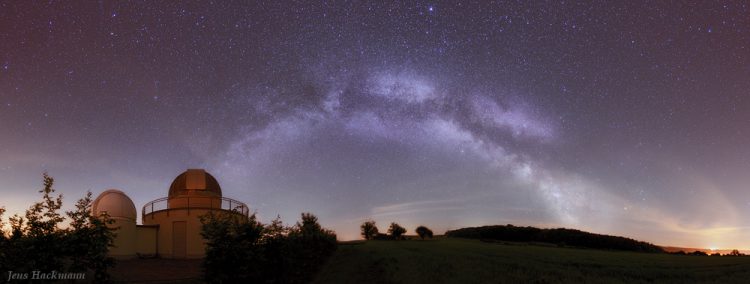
[314,238,750,283]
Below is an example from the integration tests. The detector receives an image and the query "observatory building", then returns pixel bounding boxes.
[92,169,249,259]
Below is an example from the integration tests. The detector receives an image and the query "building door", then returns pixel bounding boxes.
[172,221,187,258]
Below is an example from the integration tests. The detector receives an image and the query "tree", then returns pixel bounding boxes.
[200,211,265,283]
[66,191,116,282]
[263,215,288,241]
[3,212,28,273]
[26,173,65,236]
[201,211,338,283]
[388,222,406,240]
[23,173,66,273]
[0,173,116,280]
[415,225,433,240]
[259,213,338,283]
[0,207,4,237]
[8,214,24,239]
[0,207,5,242]
[729,249,743,256]
[259,215,290,282]
[296,212,324,235]
[360,220,379,240]
[0,207,7,272]
[286,213,338,283]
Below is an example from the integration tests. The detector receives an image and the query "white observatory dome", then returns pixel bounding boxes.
[92,189,137,221]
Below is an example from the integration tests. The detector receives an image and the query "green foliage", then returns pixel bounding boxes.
[0,173,117,282]
[260,215,291,282]
[729,249,744,256]
[20,172,67,272]
[387,223,406,240]
[286,213,338,283]
[200,211,265,283]
[0,207,4,238]
[360,220,378,240]
[8,213,25,239]
[26,173,65,236]
[2,213,28,273]
[415,225,433,240]
[65,191,117,282]
[446,224,664,253]
[200,211,337,284]
[0,207,6,272]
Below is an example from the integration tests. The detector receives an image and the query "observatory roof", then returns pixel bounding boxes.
[92,189,137,220]
[168,169,222,198]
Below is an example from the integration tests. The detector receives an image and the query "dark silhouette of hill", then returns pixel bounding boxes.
[445,224,664,253]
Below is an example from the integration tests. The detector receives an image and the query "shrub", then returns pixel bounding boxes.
[285,213,338,283]
[200,211,265,283]
[415,226,433,240]
[66,191,116,282]
[388,223,406,240]
[200,211,337,283]
[0,173,116,282]
[373,233,392,240]
[360,220,379,240]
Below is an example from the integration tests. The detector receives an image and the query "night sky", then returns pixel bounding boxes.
[1,1,749,247]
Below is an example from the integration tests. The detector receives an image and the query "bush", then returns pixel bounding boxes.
[66,191,117,281]
[415,226,433,240]
[360,220,379,240]
[200,211,337,283]
[729,249,744,256]
[284,213,338,283]
[0,173,116,282]
[388,223,406,240]
[200,211,265,283]
[373,233,392,240]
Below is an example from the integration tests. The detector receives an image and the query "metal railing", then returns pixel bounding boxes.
[142,196,249,218]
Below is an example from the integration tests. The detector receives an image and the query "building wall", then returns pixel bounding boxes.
[143,207,229,259]
[109,217,137,259]
[135,225,158,256]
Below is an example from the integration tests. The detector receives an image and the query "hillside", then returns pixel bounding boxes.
[445,224,663,252]
[314,238,750,283]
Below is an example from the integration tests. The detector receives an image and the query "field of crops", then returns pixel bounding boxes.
[314,238,750,283]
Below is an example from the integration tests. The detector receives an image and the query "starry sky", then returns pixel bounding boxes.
[1,1,750,247]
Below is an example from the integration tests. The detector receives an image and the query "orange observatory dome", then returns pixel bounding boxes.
[168,169,222,198]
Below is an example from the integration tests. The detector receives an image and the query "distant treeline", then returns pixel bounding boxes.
[445,225,664,253]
